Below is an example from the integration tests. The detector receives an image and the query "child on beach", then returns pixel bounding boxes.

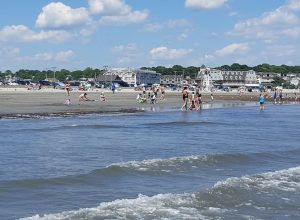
[100,92,106,101]
[137,93,146,103]
[189,92,197,110]
[64,98,71,105]
[79,93,94,101]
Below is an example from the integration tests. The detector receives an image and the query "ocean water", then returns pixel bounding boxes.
[0,103,299,220]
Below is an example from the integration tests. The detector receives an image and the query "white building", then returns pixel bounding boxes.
[104,68,160,86]
[291,78,299,87]
[197,65,258,89]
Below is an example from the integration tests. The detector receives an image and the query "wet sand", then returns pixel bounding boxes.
[0,87,297,118]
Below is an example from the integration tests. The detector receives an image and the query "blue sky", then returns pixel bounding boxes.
[0,0,299,71]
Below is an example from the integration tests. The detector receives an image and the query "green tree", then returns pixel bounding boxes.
[272,76,285,86]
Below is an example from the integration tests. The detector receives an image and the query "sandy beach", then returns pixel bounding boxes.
[0,86,298,118]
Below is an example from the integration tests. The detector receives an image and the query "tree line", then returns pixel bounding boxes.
[143,63,300,76]
[1,63,299,82]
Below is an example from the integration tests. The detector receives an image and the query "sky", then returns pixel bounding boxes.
[0,0,300,71]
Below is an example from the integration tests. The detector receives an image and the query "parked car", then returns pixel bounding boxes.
[69,81,80,86]
[7,81,19,86]
[39,80,51,86]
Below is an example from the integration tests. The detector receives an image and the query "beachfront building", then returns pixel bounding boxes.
[160,75,183,85]
[290,78,300,87]
[103,68,160,86]
[257,72,300,87]
[196,65,258,90]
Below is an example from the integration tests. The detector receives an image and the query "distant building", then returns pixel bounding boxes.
[103,68,160,86]
[160,75,183,85]
[196,65,258,90]
[257,72,281,80]
[96,75,124,85]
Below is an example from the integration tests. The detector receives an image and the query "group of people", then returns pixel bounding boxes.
[136,91,157,104]
[78,92,106,102]
[63,81,106,105]
[181,87,205,111]
[136,86,166,104]
[258,89,299,111]
[64,92,106,106]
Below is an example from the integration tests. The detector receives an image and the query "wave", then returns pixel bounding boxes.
[213,166,300,192]
[32,124,125,132]
[1,152,272,190]
[100,153,252,173]
[19,166,300,220]
[144,120,229,127]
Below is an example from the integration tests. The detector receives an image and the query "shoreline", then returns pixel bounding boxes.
[0,88,298,119]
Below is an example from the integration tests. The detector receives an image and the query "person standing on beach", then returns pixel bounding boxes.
[196,93,202,110]
[294,91,298,102]
[273,89,277,104]
[65,81,71,96]
[279,89,283,103]
[142,87,146,98]
[210,93,214,101]
[111,83,116,94]
[181,87,189,111]
[160,86,165,100]
[259,93,265,111]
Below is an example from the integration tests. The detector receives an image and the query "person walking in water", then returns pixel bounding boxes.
[259,93,265,111]
[181,87,189,111]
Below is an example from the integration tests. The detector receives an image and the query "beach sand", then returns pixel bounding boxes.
[0,87,297,118]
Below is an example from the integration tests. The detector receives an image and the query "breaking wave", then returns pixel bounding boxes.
[19,166,300,220]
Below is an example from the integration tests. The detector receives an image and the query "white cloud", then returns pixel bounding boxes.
[203,54,215,62]
[21,50,75,62]
[178,32,189,40]
[54,50,75,62]
[88,0,149,25]
[234,9,298,30]
[0,49,75,71]
[117,56,134,64]
[99,10,149,25]
[215,43,249,56]
[287,0,300,11]
[112,43,138,52]
[143,19,190,32]
[0,47,20,58]
[0,25,72,43]
[282,27,300,38]
[185,0,227,10]
[36,2,90,28]
[111,43,141,65]
[230,1,300,42]
[88,0,131,15]
[150,47,192,60]
[229,11,238,17]
[262,45,296,57]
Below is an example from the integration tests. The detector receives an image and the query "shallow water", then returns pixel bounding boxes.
[0,102,299,220]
